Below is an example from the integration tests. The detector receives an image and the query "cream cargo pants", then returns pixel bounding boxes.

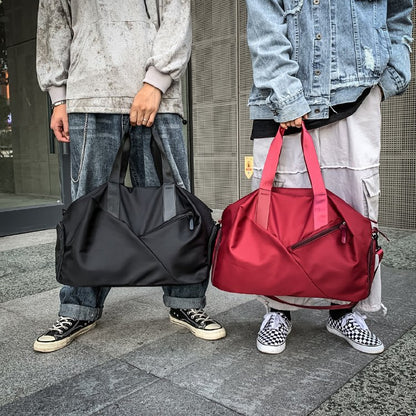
[252,86,383,312]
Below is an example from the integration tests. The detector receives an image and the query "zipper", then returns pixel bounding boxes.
[144,211,195,235]
[368,230,382,283]
[189,216,194,230]
[291,221,347,250]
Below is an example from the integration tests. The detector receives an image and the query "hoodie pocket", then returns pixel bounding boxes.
[96,0,149,22]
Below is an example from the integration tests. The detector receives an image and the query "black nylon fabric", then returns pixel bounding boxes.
[55,128,216,287]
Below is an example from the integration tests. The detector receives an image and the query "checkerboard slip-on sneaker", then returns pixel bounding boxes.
[327,312,384,354]
[33,316,97,353]
[169,309,226,340]
[256,312,292,354]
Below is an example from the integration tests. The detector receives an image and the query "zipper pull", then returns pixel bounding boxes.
[340,222,347,244]
[189,217,194,231]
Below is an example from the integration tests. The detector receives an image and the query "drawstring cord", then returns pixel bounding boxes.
[143,0,150,19]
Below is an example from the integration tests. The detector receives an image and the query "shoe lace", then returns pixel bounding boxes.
[260,312,287,332]
[188,309,211,324]
[342,312,368,330]
[49,317,75,334]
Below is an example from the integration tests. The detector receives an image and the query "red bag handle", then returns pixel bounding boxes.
[256,123,328,230]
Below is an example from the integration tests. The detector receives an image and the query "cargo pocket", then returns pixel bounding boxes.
[362,173,380,221]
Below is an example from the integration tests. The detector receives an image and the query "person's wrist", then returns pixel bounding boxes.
[52,99,66,109]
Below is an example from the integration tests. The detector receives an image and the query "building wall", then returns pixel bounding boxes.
[191,0,416,229]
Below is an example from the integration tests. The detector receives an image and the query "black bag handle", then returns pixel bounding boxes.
[109,126,175,186]
[150,126,175,184]
[107,126,176,218]
[109,129,131,185]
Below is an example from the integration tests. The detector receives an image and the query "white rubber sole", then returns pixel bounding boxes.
[326,325,384,354]
[169,316,226,340]
[256,340,286,354]
[33,322,97,353]
[256,326,291,355]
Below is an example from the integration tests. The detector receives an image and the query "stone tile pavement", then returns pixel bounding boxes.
[0,227,415,415]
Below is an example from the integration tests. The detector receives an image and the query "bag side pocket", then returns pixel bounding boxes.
[55,222,65,282]
[207,222,220,267]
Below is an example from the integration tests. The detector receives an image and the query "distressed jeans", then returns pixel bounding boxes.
[59,113,208,321]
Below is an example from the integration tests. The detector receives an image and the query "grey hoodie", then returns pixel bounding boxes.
[36,0,191,115]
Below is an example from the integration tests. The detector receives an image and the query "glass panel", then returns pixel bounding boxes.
[0,0,61,211]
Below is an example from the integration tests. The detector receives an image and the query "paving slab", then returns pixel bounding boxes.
[310,325,416,416]
[380,227,416,270]
[123,301,374,416]
[0,359,157,416]
[120,266,416,416]
[79,286,249,358]
[0,282,251,359]
[96,379,239,416]
[0,229,55,252]
[0,228,415,415]
[0,243,58,303]
[0,307,111,407]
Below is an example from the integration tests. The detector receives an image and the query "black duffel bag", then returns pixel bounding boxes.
[55,127,217,287]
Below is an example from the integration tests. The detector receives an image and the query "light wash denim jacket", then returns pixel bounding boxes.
[246,0,413,122]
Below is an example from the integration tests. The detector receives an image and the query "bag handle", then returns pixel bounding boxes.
[256,123,328,230]
[107,126,176,218]
[109,126,175,186]
[109,129,131,186]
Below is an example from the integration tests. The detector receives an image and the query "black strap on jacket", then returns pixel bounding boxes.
[251,88,371,139]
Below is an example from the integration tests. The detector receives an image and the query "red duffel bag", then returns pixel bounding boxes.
[211,124,381,308]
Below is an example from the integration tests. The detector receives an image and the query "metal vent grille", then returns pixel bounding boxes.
[191,1,416,229]
[379,6,416,229]
[191,1,238,207]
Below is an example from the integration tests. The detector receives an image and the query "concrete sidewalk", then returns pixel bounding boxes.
[0,227,415,415]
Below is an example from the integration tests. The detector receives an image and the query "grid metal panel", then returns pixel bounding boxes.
[238,3,255,198]
[379,8,416,228]
[191,1,416,229]
[191,0,238,208]
[379,158,416,228]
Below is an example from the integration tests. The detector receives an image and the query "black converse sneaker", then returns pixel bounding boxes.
[257,312,292,354]
[327,312,384,354]
[169,309,226,340]
[33,316,97,353]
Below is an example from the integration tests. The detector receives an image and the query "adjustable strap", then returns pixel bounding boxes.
[300,124,328,229]
[163,183,176,222]
[151,126,175,184]
[267,296,357,310]
[108,131,131,218]
[256,128,284,229]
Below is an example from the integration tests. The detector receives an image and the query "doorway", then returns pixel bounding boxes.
[0,0,69,236]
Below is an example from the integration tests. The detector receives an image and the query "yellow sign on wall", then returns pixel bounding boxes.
[244,156,254,179]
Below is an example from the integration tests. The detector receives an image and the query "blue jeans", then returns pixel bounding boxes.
[59,113,208,321]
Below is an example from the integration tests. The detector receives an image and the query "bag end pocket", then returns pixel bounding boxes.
[55,223,65,283]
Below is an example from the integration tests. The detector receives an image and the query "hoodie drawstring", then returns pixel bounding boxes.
[143,0,150,19]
